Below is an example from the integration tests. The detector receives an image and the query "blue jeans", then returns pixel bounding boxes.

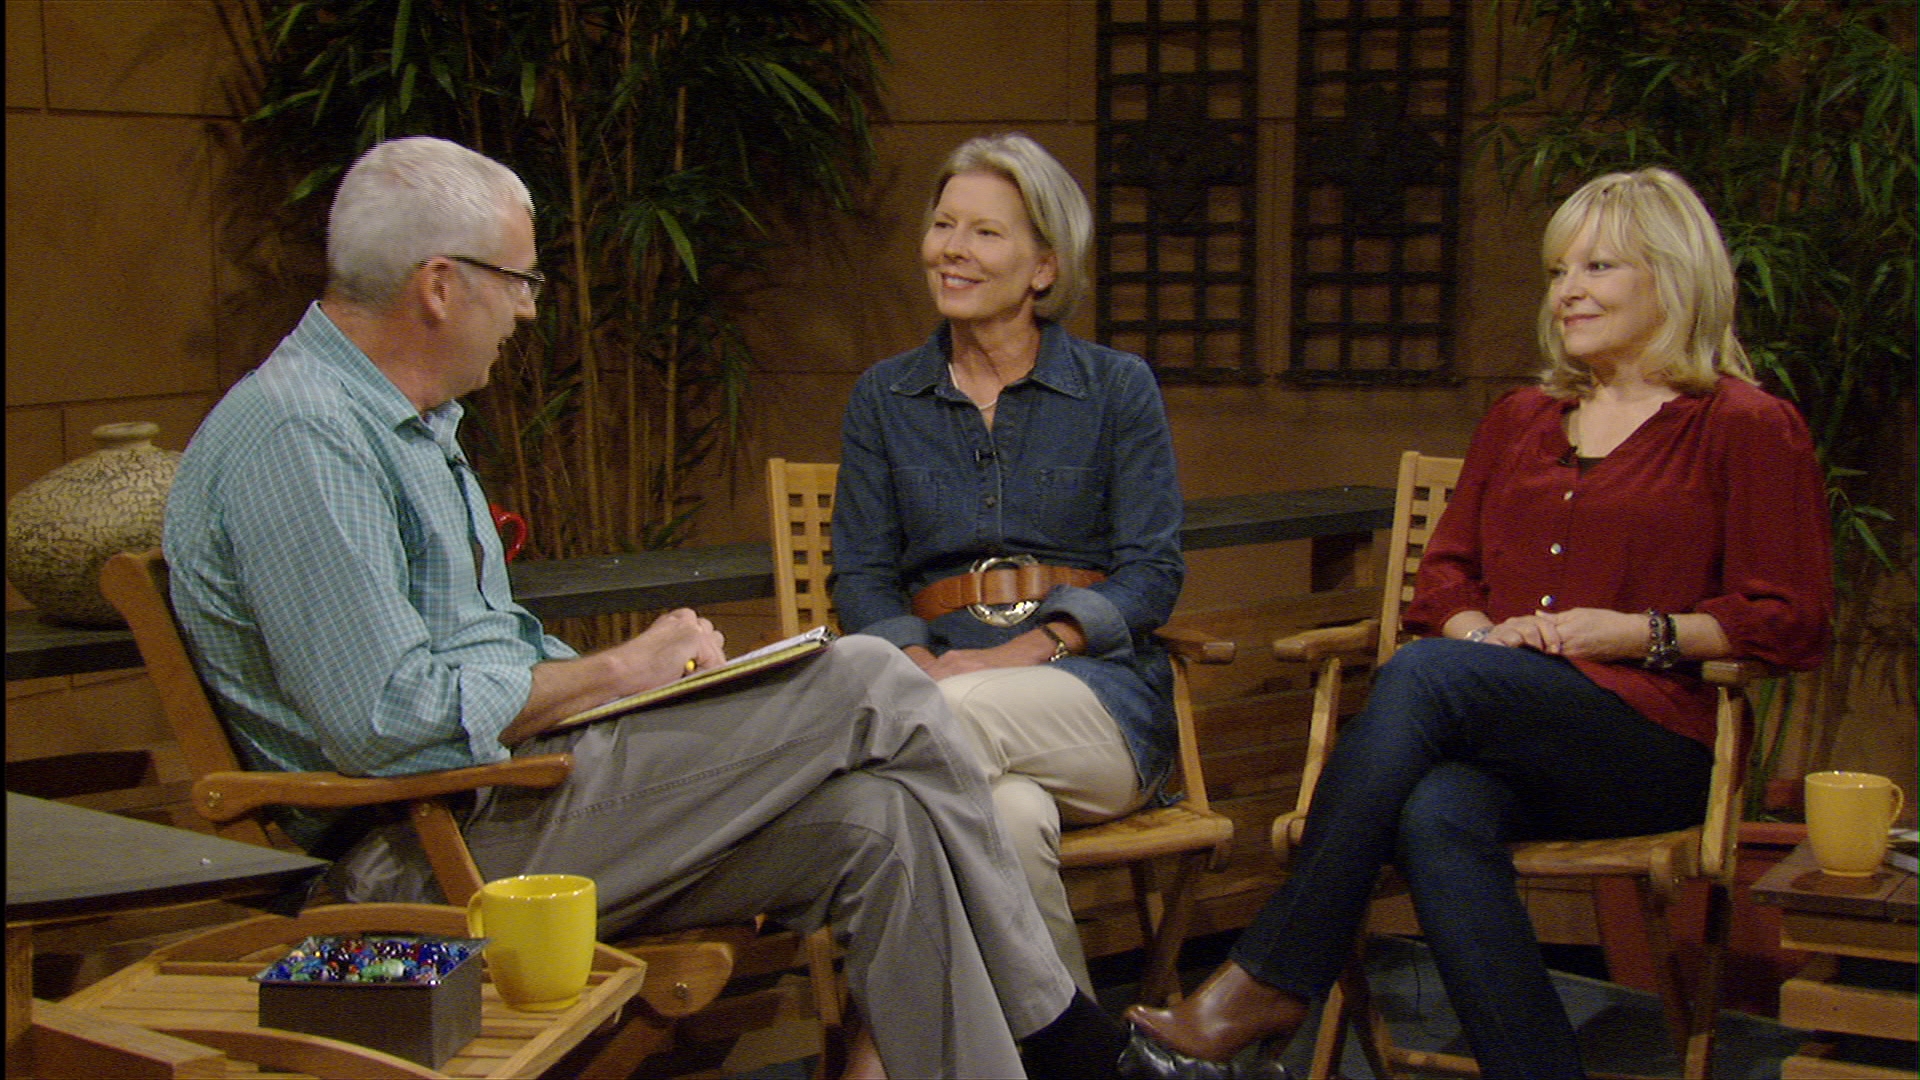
[1231,639,1713,1080]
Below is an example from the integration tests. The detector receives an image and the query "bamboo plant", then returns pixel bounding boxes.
[1476,0,1916,816]
[220,0,886,647]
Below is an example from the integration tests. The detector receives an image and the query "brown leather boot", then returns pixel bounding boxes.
[1123,962,1306,1064]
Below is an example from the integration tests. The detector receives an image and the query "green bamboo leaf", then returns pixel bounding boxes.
[269,1,312,49]
[759,60,836,119]
[428,54,454,99]
[519,61,537,115]
[312,65,339,124]
[1848,513,1893,568]
[655,209,699,282]
[522,385,579,443]
[288,164,339,205]
[246,86,321,124]
[397,62,416,114]
[389,0,411,74]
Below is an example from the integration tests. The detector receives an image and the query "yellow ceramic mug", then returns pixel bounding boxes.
[1804,771,1905,878]
[466,874,597,1011]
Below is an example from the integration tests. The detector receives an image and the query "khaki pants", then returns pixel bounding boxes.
[332,635,1073,1079]
[937,664,1145,996]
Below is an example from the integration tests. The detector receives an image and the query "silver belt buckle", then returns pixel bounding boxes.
[967,553,1039,627]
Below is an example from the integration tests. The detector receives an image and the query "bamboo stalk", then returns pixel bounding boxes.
[557,0,604,551]
[620,4,642,555]
[659,13,689,529]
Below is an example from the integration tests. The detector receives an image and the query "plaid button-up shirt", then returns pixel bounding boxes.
[165,303,571,834]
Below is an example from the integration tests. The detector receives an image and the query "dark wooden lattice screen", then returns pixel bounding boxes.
[1097,0,1260,384]
[1289,0,1466,385]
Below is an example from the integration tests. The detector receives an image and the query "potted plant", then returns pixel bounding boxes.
[218,0,887,649]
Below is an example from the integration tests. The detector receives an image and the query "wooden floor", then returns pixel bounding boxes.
[31,897,1843,1080]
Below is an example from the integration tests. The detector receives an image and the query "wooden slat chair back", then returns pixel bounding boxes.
[1269,451,1767,1080]
[767,459,1237,1006]
[97,549,741,1071]
[769,458,843,637]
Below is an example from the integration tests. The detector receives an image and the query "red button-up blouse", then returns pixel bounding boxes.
[1404,376,1833,746]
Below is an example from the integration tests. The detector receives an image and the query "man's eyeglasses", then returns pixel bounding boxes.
[445,255,546,301]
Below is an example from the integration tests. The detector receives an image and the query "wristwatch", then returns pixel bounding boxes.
[1038,622,1073,662]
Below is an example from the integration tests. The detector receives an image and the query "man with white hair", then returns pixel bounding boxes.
[165,136,1123,1079]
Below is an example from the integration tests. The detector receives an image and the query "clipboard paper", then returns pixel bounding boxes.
[554,625,837,730]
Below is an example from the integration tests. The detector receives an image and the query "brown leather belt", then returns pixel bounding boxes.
[912,562,1105,622]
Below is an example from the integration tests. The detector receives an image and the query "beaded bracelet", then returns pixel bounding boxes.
[1643,610,1681,671]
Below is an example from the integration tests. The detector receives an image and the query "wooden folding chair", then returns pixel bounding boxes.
[1269,451,1769,1080]
[768,458,1237,1007]
[98,549,743,1074]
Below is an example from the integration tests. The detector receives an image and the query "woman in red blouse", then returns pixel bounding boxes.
[1119,169,1832,1080]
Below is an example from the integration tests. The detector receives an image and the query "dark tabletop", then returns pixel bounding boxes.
[5,792,326,925]
[1750,840,1918,924]
[6,484,1395,679]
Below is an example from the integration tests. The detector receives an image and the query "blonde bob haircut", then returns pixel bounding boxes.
[1536,167,1755,397]
[930,133,1092,323]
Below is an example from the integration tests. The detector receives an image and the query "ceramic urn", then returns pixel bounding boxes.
[6,422,183,627]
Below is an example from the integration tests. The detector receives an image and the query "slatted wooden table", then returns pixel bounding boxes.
[57,904,645,1080]
[1751,841,1917,1079]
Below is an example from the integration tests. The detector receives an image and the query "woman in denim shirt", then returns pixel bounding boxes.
[833,133,1185,996]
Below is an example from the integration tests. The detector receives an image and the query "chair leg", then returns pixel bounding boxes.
[1633,879,1698,1072]
[1136,852,1207,1006]
[804,927,849,1080]
[1307,966,1355,1080]
[1680,883,1729,1080]
[1303,942,1410,1080]
[1350,945,1405,1080]
[410,800,484,906]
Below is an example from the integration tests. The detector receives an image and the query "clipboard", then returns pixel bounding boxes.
[553,625,837,729]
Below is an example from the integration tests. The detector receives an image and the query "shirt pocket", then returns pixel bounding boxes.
[890,466,960,545]
[1015,465,1103,546]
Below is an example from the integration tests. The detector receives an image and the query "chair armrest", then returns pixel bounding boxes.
[1272,618,1379,663]
[193,754,573,824]
[1154,626,1236,665]
[1702,658,1778,686]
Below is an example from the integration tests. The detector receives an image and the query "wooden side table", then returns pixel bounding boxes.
[1751,841,1917,1080]
[56,903,646,1079]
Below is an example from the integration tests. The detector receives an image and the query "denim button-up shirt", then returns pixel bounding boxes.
[833,321,1186,795]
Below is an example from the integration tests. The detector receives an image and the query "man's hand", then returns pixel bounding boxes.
[504,608,726,746]
[605,608,728,690]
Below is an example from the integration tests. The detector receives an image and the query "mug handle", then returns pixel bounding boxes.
[489,503,529,562]
[467,892,486,939]
[1890,784,1905,826]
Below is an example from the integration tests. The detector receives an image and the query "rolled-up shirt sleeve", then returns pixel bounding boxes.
[1691,392,1832,670]
[1032,359,1184,660]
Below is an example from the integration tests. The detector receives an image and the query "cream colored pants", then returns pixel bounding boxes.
[937,664,1145,996]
